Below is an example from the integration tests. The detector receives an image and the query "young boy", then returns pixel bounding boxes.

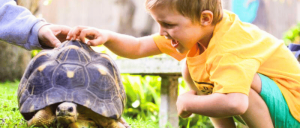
[66,0,300,127]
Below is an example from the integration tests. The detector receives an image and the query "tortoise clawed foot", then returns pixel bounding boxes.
[120,117,131,128]
[27,106,55,127]
[106,118,130,128]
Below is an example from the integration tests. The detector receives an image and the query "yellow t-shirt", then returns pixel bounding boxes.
[153,10,300,121]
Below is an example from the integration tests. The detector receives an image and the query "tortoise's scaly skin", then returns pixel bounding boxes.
[17,40,126,124]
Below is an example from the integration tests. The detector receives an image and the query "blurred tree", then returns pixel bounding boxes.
[140,15,155,37]
[116,0,155,37]
[17,0,40,14]
[0,0,39,82]
[116,0,136,36]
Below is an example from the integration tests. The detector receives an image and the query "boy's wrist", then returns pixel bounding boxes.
[177,91,197,112]
[104,30,114,45]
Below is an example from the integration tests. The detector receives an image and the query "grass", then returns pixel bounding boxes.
[0,81,158,128]
[0,81,27,128]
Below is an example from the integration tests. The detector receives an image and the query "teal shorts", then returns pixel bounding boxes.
[259,74,300,128]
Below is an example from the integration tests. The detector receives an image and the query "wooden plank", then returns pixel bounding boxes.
[115,57,182,75]
[160,76,179,128]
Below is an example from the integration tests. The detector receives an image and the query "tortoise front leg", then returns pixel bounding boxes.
[120,117,131,128]
[106,117,131,128]
[106,121,126,128]
[68,119,98,128]
[27,106,55,127]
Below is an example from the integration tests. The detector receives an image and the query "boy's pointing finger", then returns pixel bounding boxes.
[79,29,96,43]
[67,26,89,40]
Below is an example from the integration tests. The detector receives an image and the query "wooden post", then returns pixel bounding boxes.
[115,57,182,128]
[160,75,179,128]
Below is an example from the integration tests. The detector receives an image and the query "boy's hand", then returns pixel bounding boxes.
[66,26,110,46]
[38,25,71,48]
[176,90,197,118]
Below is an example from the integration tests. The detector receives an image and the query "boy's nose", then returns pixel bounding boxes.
[159,26,167,36]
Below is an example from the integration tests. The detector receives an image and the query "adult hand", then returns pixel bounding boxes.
[66,26,110,46]
[38,24,71,48]
[176,90,197,118]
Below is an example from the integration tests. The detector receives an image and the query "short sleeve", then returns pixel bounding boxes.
[152,34,186,61]
[210,53,261,95]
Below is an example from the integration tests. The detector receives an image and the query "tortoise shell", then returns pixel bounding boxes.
[17,40,126,121]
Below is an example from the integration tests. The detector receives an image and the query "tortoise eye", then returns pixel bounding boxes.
[68,107,73,112]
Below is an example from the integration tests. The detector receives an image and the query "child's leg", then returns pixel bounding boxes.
[240,87,273,128]
[181,61,273,127]
[209,117,236,128]
[209,92,274,128]
[253,74,300,127]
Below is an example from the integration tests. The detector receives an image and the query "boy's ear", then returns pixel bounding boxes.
[200,10,213,26]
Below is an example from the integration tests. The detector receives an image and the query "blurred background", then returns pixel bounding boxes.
[38,0,300,38]
[0,0,300,127]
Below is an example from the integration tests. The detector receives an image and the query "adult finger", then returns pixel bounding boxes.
[52,25,71,43]
[43,29,62,47]
[58,25,71,35]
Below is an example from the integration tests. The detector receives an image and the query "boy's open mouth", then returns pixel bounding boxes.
[171,39,179,48]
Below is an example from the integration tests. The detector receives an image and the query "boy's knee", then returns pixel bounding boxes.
[251,73,262,94]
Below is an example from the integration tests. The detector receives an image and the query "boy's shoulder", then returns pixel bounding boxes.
[210,11,281,55]
[214,10,275,43]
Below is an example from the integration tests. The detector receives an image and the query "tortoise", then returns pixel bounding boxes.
[17,40,129,128]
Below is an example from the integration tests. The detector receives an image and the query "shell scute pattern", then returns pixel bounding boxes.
[45,88,67,105]
[18,40,126,121]
[54,64,87,89]
[27,65,55,95]
[56,46,91,64]
[24,52,52,79]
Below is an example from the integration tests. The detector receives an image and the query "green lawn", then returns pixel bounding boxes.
[0,81,157,128]
[0,81,27,128]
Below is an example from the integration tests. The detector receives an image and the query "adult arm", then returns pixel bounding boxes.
[0,0,47,50]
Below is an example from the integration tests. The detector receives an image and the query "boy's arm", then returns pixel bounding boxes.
[67,26,162,59]
[177,91,248,118]
[105,33,162,59]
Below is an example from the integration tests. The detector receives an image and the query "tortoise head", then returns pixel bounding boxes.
[56,102,78,125]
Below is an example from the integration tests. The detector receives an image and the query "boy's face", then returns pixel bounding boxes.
[149,6,207,54]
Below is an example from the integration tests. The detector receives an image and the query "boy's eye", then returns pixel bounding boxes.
[162,23,175,28]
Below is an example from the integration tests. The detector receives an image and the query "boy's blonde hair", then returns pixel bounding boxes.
[145,0,223,25]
